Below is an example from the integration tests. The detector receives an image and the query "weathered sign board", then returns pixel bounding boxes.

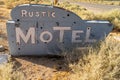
[7,4,113,56]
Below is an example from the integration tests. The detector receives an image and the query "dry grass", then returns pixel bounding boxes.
[57,2,91,19]
[1,35,119,80]
[3,0,30,9]
[3,0,51,9]
[0,24,7,47]
[0,1,4,5]
[65,35,120,80]
[57,2,120,31]
[92,9,120,31]
[0,57,24,80]
[0,63,12,80]
[3,0,120,31]
[0,62,25,80]
[72,0,120,6]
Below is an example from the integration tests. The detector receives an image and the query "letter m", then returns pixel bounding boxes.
[16,27,35,44]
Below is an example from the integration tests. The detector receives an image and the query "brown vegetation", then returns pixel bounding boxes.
[66,34,120,80]
[72,0,120,6]
[58,2,120,31]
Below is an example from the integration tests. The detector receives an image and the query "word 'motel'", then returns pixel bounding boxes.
[7,4,113,56]
[16,27,96,44]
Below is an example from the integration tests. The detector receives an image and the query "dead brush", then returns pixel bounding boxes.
[66,35,120,80]
[0,58,25,80]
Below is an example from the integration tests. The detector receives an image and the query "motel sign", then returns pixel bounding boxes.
[7,4,113,56]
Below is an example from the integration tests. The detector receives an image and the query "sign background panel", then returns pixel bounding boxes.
[7,4,113,56]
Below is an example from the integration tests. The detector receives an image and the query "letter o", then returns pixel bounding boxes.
[40,31,53,43]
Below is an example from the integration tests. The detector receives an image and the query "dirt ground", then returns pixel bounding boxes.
[12,56,70,80]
